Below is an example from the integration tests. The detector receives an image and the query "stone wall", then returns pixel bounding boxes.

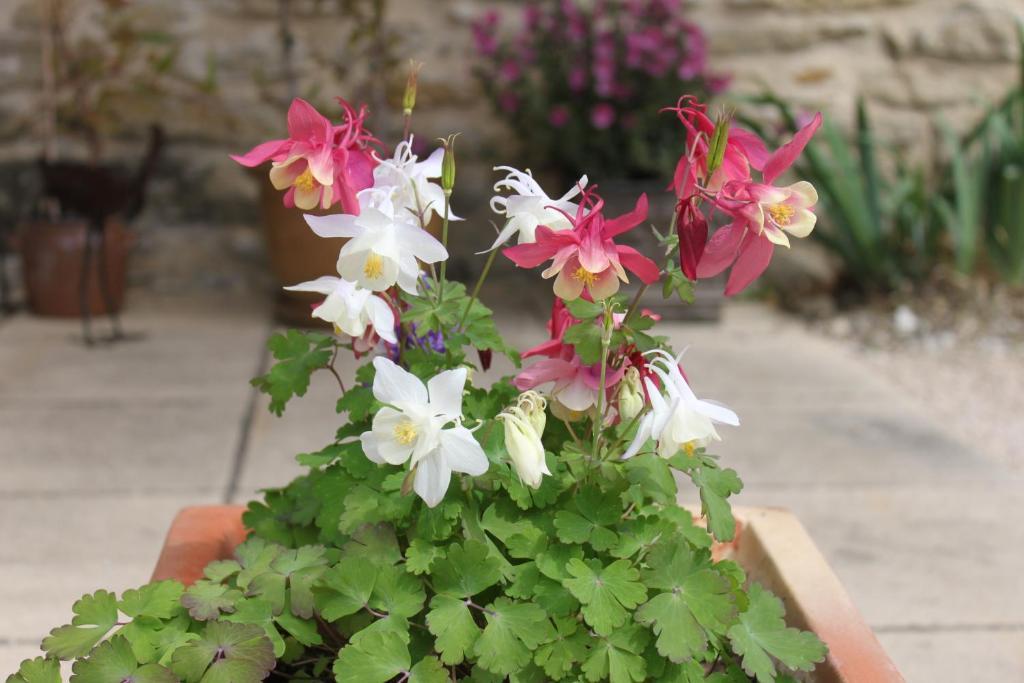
[0,0,1021,216]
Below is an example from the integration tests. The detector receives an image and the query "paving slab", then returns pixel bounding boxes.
[0,492,218,668]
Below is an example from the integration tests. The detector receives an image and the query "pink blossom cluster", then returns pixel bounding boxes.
[471,1,726,173]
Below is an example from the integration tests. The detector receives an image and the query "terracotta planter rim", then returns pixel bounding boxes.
[151,505,903,682]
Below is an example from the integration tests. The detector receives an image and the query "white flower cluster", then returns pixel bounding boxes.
[286,139,452,346]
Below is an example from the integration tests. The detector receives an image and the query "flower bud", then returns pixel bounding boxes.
[498,397,550,489]
[517,390,547,436]
[403,60,423,116]
[618,367,644,421]
[706,111,732,178]
[440,134,457,194]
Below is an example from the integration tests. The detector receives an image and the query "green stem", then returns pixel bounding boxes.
[458,247,498,329]
[592,302,613,461]
[621,283,650,327]
[438,190,451,301]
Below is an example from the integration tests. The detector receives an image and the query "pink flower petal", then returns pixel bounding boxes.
[230,138,289,167]
[724,231,774,296]
[615,245,661,284]
[286,98,332,142]
[514,358,576,390]
[762,112,822,184]
[696,219,746,279]
[603,193,649,238]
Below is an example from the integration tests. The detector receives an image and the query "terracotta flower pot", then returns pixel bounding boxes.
[18,219,128,317]
[151,505,902,682]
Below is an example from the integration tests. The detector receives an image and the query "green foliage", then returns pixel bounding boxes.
[727,585,828,683]
[251,331,335,416]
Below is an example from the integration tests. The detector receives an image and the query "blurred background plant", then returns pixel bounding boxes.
[470,0,727,182]
[750,23,1024,302]
[28,0,222,165]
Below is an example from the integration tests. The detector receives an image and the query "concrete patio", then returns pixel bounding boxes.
[0,293,1021,681]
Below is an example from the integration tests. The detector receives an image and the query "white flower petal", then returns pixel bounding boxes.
[282,275,341,295]
[439,427,489,476]
[397,223,449,264]
[413,453,452,508]
[366,296,398,344]
[305,213,361,239]
[372,357,428,405]
[428,367,467,420]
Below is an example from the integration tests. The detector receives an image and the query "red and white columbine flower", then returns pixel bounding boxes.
[486,166,588,250]
[231,98,377,212]
[622,349,739,460]
[283,275,397,344]
[696,113,823,295]
[514,299,626,420]
[360,358,488,507]
[503,189,660,300]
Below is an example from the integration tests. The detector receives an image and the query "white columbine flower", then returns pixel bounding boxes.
[486,166,588,250]
[360,357,488,507]
[622,350,739,460]
[305,207,447,294]
[358,138,461,222]
[283,275,397,344]
[496,391,550,489]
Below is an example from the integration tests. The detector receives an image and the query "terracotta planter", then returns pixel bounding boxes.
[151,505,902,682]
[18,219,128,317]
[256,176,344,326]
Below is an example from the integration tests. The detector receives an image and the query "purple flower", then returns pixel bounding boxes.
[590,103,616,130]
[499,91,520,113]
[471,10,500,57]
[499,59,522,82]
[549,105,570,128]
[568,66,587,92]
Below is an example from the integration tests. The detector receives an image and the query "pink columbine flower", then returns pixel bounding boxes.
[503,188,660,301]
[514,299,626,418]
[667,96,769,200]
[231,98,377,213]
[697,113,823,295]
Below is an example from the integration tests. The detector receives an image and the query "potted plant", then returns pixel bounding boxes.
[8,83,902,682]
[15,0,217,343]
[471,1,730,319]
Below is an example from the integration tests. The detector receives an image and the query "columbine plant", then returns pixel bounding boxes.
[11,70,829,683]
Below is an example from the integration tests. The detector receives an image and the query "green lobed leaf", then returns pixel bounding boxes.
[6,657,61,683]
[369,565,426,618]
[563,558,647,636]
[170,621,275,683]
[42,590,119,659]
[431,540,503,598]
[118,581,184,620]
[473,598,555,677]
[426,594,482,665]
[409,656,449,683]
[333,629,410,683]
[563,321,604,365]
[70,636,177,683]
[181,581,240,621]
[727,584,827,683]
[251,330,334,416]
[533,617,589,679]
[405,539,445,575]
[313,556,377,622]
[689,466,743,542]
[581,625,649,683]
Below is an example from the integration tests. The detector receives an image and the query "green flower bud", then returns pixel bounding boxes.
[402,60,423,116]
[440,134,458,194]
[618,367,644,421]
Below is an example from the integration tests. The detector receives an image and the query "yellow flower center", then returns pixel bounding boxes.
[393,420,418,445]
[683,441,697,458]
[573,266,598,286]
[767,203,795,226]
[363,252,384,279]
[294,167,316,192]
